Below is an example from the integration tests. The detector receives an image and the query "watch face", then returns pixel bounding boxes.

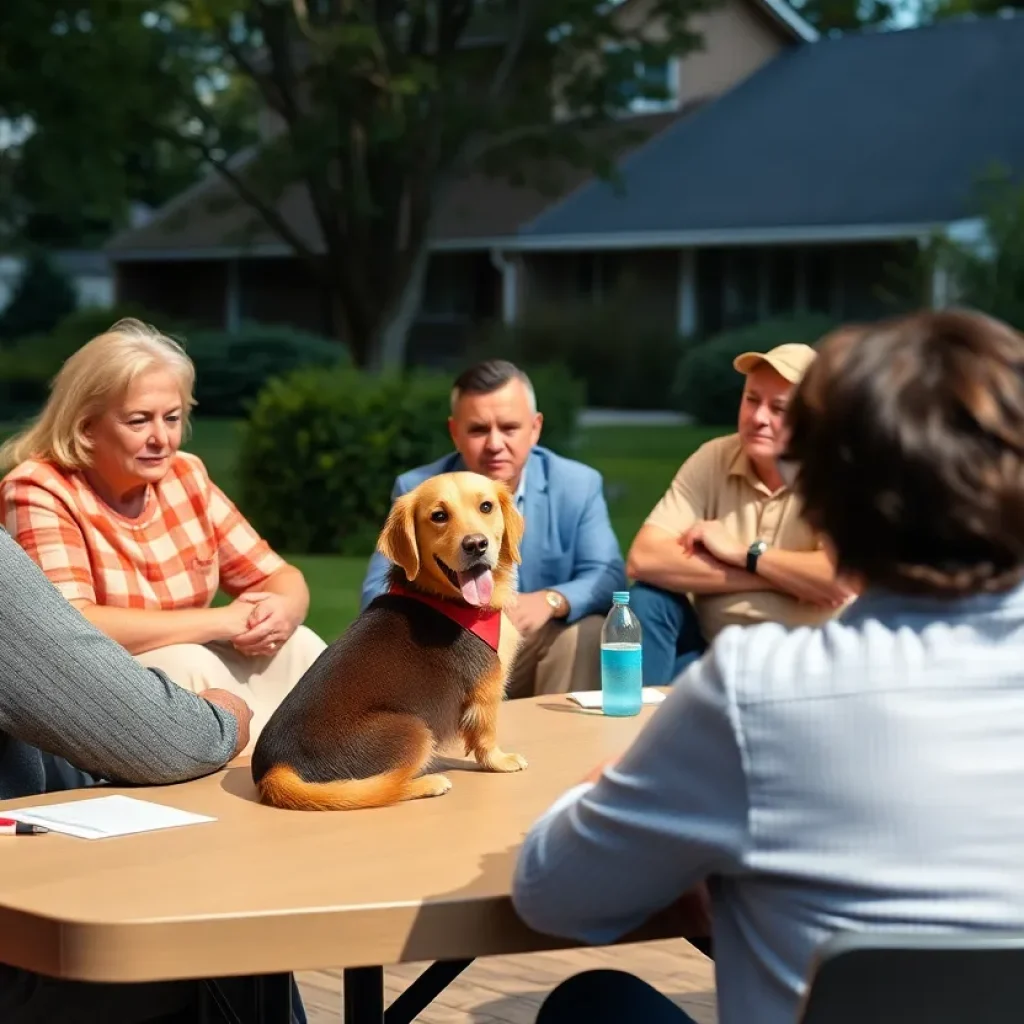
[546,591,560,609]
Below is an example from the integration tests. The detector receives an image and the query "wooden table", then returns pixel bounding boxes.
[0,693,693,1023]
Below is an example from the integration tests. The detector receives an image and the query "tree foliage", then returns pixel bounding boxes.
[932,169,1024,330]
[177,0,716,367]
[0,3,258,248]
[3,1,717,368]
[0,250,78,343]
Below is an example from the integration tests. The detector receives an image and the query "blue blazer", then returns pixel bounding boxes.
[360,446,626,624]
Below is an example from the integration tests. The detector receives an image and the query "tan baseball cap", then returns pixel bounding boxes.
[732,342,817,384]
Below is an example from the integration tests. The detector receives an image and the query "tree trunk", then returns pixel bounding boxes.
[366,242,431,373]
[327,285,367,366]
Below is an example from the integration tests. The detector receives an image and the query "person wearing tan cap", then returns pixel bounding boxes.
[626,342,854,685]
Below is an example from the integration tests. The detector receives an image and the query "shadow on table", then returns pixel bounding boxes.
[217,751,491,803]
[220,763,261,802]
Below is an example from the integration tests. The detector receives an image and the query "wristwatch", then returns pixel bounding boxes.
[545,590,567,616]
[746,539,768,574]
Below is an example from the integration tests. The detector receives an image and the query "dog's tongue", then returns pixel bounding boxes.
[458,567,494,607]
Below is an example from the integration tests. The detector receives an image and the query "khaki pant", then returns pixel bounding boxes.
[136,625,327,755]
[506,615,604,699]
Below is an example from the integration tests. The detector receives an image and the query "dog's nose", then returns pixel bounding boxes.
[461,534,489,556]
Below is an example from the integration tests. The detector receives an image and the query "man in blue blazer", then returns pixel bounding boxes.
[361,360,626,697]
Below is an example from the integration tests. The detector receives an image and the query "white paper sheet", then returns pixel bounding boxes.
[566,688,666,710]
[3,795,217,840]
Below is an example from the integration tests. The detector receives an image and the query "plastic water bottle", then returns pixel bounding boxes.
[601,591,643,717]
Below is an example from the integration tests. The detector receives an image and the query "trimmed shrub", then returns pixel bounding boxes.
[237,363,585,556]
[674,315,838,426]
[237,369,453,555]
[0,302,169,420]
[0,251,78,344]
[472,293,682,411]
[185,322,348,418]
[520,362,585,455]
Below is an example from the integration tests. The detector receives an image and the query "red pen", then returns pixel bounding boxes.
[0,817,49,836]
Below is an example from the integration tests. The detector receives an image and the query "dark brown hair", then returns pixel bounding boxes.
[784,308,1024,598]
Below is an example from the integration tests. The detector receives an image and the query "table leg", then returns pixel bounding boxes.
[385,960,474,1024]
[255,973,294,1024]
[343,965,384,1024]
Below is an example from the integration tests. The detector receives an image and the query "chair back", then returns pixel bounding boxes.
[798,930,1024,1024]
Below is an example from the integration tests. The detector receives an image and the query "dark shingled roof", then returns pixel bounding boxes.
[519,14,1024,243]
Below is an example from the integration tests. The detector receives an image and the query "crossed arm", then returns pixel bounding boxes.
[628,522,853,608]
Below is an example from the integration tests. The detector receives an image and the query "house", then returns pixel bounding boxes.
[502,12,1024,337]
[105,0,816,357]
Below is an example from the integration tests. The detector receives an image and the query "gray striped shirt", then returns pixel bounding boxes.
[0,527,238,800]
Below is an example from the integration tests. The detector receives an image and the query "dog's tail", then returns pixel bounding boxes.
[257,764,408,811]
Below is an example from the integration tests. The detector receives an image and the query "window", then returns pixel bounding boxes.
[614,57,678,113]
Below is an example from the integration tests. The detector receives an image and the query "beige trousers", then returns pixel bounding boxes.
[136,624,327,755]
[506,614,604,699]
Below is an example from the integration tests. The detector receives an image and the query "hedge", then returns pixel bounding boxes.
[472,294,681,411]
[674,315,838,425]
[237,364,584,556]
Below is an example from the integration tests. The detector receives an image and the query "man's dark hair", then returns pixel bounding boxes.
[785,308,1024,598]
[450,360,536,413]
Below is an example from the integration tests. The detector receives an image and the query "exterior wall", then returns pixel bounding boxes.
[520,240,918,338]
[411,251,501,368]
[692,241,917,335]
[237,258,332,335]
[615,0,790,106]
[115,260,228,328]
[680,0,790,102]
[520,250,678,331]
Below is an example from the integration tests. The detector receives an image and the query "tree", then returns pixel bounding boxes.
[0,3,258,249]
[790,0,896,34]
[0,250,78,343]
[145,0,715,369]
[1,1,713,368]
[927,169,1024,330]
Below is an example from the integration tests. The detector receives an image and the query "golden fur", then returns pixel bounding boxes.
[253,471,527,810]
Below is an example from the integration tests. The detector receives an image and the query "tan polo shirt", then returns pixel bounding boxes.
[645,433,835,638]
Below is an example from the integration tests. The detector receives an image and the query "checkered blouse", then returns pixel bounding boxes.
[0,452,283,610]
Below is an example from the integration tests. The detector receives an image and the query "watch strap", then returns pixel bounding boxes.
[746,541,767,574]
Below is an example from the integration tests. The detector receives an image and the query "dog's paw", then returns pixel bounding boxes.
[407,772,453,800]
[486,750,528,773]
[424,773,453,796]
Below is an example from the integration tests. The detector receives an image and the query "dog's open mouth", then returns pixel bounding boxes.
[434,556,494,607]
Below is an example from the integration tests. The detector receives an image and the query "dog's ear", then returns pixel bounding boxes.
[497,486,524,565]
[378,494,420,580]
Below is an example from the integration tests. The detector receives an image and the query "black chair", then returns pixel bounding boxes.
[799,930,1024,1024]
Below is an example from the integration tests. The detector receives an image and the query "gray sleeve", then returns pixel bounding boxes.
[511,642,750,945]
[0,528,238,785]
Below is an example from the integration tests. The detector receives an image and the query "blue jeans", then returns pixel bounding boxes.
[536,969,697,1023]
[628,583,708,687]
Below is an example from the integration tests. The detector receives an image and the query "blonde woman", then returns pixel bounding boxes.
[0,318,327,754]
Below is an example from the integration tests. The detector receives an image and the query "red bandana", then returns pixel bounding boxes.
[388,582,501,651]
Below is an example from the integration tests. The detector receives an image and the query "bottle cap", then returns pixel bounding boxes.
[612,591,630,603]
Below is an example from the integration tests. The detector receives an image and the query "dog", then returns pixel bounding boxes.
[251,471,528,810]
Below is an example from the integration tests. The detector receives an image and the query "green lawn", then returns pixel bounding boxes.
[183,419,726,641]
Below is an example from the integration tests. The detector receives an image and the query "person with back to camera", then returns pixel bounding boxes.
[0,318,327,752]
[513,309,1024,1024]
